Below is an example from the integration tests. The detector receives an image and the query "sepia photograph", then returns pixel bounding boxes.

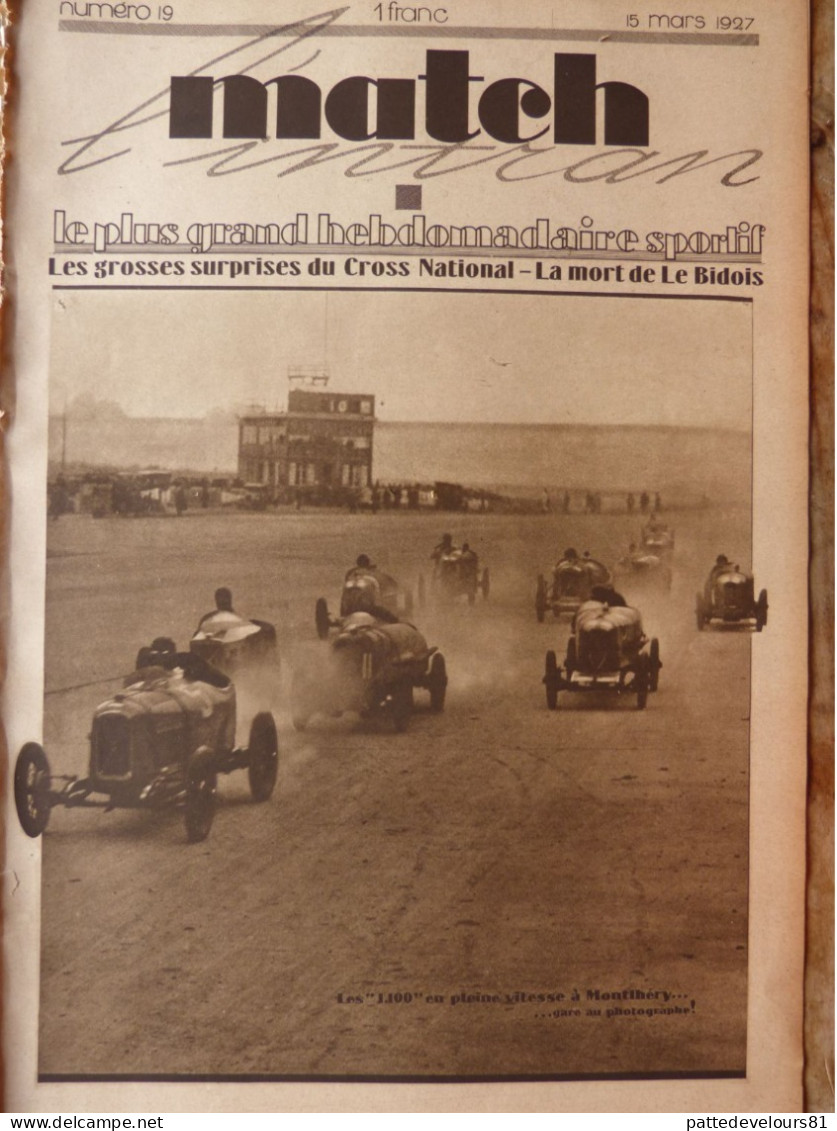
[24,287,755,1080]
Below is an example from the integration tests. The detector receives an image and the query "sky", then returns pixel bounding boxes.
[50,288,751,429]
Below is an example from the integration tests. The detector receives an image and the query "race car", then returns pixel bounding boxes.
[316,562,413,639]
[640,519,675,555]
[430,545,489,606]
[613,546,673,593]
[536,551,611,621]
[696,558,767,631]
[13,650,279,843]
[543,599,661,710]
[292,612,448,732]
[189,609,278,673]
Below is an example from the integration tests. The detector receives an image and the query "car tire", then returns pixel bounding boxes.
[544,650,559,710]
[565,637,577,677]
[315,597,331,641]
[756,589,768,631]
[428,653,448,712]
[391,682,413,732]
[635,658,649,710]
[14,742,52,838]
[184,746,217,843]
[649,639,661,692]
[247,712,278,802]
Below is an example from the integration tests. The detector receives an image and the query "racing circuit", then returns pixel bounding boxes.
[36,504,750,1080]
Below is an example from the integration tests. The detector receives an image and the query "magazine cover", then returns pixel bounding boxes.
[4,0,809,1112]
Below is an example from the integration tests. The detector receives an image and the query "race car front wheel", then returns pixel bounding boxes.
[428,653,448,712]
[315,598,330,641]
[14,742,52,838]
[756,589,768,632]
[635,659,649,710]
[247,712,279,803]
[184,747,217,843]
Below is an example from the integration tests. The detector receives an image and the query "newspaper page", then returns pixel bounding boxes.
[4,0,810,1114]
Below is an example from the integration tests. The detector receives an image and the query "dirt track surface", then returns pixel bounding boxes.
[37,507,751,1079]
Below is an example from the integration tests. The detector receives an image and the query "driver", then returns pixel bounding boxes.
[431,533,455,561]
[590,584,628,608]
[133,635,177,672]
[345,553,377,580]
[197,587,236,628]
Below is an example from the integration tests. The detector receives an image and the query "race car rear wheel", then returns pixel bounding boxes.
[756,589,768,631]
[247,712,279,802]
[535,575,547,623]
[14,742,52,838]
[184,747,217,843]
[544,650,559,710]
[391,682,413,732]
[565,637,577,677]
[428,653,448,712]
[635,659,649,710]
[649,639,661,692]
[315,598,330,641]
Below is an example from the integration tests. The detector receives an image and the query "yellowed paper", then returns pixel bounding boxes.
[4,0,809,1112]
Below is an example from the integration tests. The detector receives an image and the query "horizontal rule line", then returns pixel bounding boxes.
[50,283,754,303]
[57,21,759,46]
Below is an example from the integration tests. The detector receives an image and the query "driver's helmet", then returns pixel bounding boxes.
[135,635,176,670]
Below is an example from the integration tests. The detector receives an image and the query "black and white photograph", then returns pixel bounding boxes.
[29,288,753,1080]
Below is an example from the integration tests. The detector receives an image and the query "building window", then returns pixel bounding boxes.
[242,425,258,445]
[343,464,369,488]
[360,400,372,414]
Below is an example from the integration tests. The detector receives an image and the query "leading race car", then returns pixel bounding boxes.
[543,598,661,710]
[536,551,611,621]
[640,518,675,555]
[613,545,673,594]
[189,609,278,673]
[292,612,447,732]
[431,545,489,606]
[696,557,768,631]
[316,560,414,639]
[13,649,279,843]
